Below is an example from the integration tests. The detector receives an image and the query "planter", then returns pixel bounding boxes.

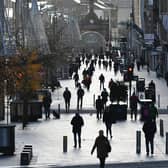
[10,100,42,122]
[0,124,15,155]
[136,78,145,92]
[109,104,127,121]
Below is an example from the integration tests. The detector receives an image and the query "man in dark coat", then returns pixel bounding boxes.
[71,113,84,148]
[148,80,156,103]
[96,95,104,120]
[91,130,111,168]
[99,73,105,90]
[103,106,115,138]
[73,72,79,87]
[43,92,52,119]
[77,86,85,110]
[130,92,139,120]
[142,118,157,156]
[63,87,71,112]
[101,88,108,108]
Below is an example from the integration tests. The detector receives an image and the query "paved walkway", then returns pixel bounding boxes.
[1,58,168,167]
[1,113,168,167]
[51,58,168,111]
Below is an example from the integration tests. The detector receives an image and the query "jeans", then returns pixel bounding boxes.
[73,131,81,148]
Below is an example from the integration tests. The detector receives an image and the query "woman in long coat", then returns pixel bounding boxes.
[91,130,111,168]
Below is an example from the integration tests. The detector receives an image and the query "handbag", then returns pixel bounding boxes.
[105,140,111,153]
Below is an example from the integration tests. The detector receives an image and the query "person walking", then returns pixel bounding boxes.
[142,118,157,156]
[103,106,115,139]
[96,95,104,120]
[42,92,52,120]
[101,88,108,108]
[99,73,105,90]
[165,71,168,86]
[85,75,92,91]
[130,92,139,120]
[71,113,84,148]
[77,85,85,110]
[136,59,140,71]
[146,61,150,73]
[91,130,111,168]
[63,87,71,112]
[148,80,156,103]
[73,72,79,87]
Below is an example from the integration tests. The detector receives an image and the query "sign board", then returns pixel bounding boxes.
[144,34,154,45]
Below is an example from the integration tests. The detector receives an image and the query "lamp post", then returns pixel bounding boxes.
[108,8,112,43]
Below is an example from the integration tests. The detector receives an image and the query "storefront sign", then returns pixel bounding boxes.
[144,34,154,45]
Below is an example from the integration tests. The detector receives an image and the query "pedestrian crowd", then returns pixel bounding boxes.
[41,50,160,168]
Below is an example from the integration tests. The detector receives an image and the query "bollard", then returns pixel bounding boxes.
[20,152,31,165]
[93,94,95,107]
[24,145,33,158]
[166,133,168,154]
[63,136,67,153]
[136,131,141,154]
[158,94,160,108]
[58,104,60,113]
[160,119,164,137]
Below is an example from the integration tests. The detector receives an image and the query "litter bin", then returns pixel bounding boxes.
[10,100,43,122]
[0,124,15,155]
[145,87,156,103]
[137,78,145,92]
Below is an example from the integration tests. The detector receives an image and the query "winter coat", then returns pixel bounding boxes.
[73,73,79,81]
[96,98,104,110]
[130,95,139,109]
[103,109,115,124]
[63,90,71,101]
[43,95,52,108]
[77,88,84,98]
[99,75,105,82]
[91,135,110,158]
[143,120,157,139]
[71,115,84,133]
[101,91,108,102]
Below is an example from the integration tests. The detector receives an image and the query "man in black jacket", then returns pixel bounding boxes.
[43,92,52,119]
[77,86,85,110]
[101,88,108,108]
[142,118,157,156]
[96,95,104,120]
[71,113,84,148]
[99,73,105,90]
[63,87,71,112]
